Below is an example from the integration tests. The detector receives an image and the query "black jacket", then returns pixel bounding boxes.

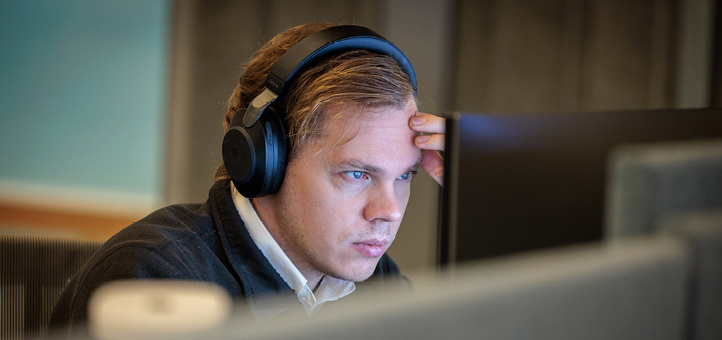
[49,179,406,335]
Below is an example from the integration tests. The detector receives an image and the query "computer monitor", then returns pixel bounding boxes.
[440,108,722,265]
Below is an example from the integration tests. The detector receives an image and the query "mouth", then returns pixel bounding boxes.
[350,239,388,258]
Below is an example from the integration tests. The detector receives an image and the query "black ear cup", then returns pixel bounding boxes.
[223,127,254,179]
[222,106,287,198]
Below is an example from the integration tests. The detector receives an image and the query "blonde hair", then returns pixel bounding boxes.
[215,23,415,181]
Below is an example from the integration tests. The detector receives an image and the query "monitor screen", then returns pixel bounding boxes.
[440,108,722,265]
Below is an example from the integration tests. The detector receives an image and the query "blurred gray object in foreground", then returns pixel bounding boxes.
[204,236,690,340]
[663,211,722,340]
[606,139,722,238]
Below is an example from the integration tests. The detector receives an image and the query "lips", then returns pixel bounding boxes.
[351,239,388,257]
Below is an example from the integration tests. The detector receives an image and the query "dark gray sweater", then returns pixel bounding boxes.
[49,179,406,336]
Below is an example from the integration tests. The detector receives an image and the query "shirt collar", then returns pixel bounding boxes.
[230,183,355,316]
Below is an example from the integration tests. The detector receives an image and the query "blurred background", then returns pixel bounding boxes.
[1,0,720,276]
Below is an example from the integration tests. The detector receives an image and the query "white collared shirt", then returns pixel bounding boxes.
[230,183,355,319]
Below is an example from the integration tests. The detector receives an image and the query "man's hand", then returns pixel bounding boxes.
[409,111,445,186]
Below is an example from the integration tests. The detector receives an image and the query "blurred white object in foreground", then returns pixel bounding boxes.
[88,280,232,340]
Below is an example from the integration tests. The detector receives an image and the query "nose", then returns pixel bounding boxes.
[363,183,404,222]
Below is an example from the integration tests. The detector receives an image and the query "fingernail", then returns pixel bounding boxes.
[416,135,431,144]
[434,166,444,178]
[410,116,425,126]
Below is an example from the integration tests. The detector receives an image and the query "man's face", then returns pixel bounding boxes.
[266,98,420,282]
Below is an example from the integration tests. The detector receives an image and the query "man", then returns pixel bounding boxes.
[49,22,444,334]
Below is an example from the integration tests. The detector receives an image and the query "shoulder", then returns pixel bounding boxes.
[90,203,223,279]
[49,203,223,332]
[70,203,218,290]
[119,203,214,243]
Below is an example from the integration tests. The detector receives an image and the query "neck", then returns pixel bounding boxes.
[251,196,323,290]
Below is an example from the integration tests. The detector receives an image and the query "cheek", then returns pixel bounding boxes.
[307,174,370,214]
[397,181,411,200]
[395,182,412,210]
[289,171,363,232]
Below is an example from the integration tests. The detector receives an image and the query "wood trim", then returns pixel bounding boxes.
[0,202,139,241]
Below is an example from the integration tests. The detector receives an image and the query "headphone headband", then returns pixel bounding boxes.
[266,25,417,95]
[241,25,418,129]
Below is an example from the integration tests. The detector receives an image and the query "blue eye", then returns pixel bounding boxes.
[343,171,368,181]
[398,172,416,181]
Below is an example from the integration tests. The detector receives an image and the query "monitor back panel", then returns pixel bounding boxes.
[440,108,722,265]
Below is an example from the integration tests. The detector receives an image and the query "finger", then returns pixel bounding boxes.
[409,112,445,134]
[409,111,445,134]
[414,133,445,151]
[421,150,444,186]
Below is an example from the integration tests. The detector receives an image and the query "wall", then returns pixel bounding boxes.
[0,1,170,239]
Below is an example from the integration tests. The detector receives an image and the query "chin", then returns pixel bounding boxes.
[336,260,379,282]
[348,271,375,282]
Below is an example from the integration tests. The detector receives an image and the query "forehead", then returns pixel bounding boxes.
[314,100,420,166]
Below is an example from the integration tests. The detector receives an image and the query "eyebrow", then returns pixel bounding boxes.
[336,152,424,177]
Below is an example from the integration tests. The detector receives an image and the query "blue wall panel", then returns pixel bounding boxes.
[0,1,169,204]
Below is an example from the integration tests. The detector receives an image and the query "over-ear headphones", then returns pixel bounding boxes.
[222,25,417,198]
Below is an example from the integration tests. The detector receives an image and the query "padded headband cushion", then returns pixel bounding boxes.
[265,25,417,96]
